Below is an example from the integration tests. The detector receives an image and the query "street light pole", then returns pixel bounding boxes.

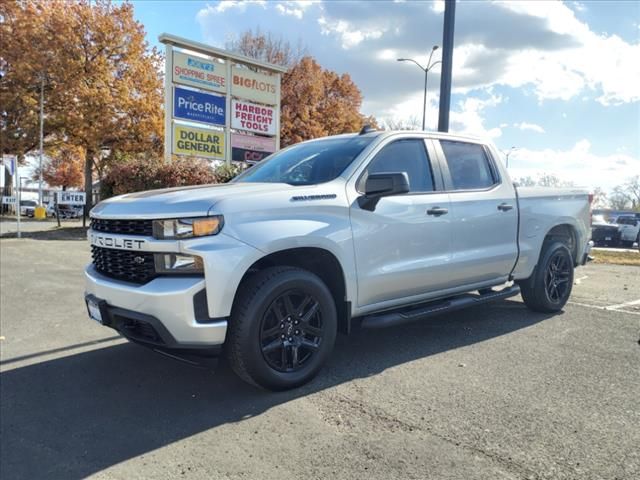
[398,45,441,131]
[438,0,456,133]
[502,146,518,168]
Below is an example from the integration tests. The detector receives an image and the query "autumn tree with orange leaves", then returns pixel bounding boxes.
[0,0,163,219]
[36,145,85,190]
[228,30,376,147]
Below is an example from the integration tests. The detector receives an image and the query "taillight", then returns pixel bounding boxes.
[588,193,594,226]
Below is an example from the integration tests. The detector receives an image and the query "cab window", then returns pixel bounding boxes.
[361,139,435,193]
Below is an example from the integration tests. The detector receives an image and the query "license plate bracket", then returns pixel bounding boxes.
[85,295,109,326]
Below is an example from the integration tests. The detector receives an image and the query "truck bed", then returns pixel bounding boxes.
[513,187,591,280]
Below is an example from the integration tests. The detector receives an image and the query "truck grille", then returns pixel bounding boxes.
[90,218,153,236]
[91,246,156,284]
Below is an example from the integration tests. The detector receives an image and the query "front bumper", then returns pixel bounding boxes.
[85,265,227,348]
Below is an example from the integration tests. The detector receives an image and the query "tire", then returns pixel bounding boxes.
[621,240,633,249]
[518,241,574,313]
[226,266,337,391]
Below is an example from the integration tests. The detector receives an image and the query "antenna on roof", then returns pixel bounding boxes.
[359,124,376,135]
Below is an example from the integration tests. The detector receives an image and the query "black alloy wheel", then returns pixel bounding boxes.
[227,266,337,390]
[259,290,324,372]
[519,241,574,313]
[544,250,572,304]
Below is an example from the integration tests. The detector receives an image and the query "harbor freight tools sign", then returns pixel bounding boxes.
[173,124,225,160]
[231,99,276,135]
[174,87,226,126]
[231,133,276,163]
[172,51,226,93]
[56,191,86,205]
[160,34,286,163]
[231,66,279,105]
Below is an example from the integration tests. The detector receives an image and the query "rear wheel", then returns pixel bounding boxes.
[226,266,337,390]
[518,241,574,313]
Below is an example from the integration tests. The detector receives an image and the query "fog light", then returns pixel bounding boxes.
[154,253,204,274]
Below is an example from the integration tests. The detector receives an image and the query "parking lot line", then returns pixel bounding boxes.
[604,299,640,310]
[574,275,588,285]
[568,300,640,316]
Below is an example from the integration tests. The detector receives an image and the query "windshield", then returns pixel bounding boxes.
[235,135,374,186]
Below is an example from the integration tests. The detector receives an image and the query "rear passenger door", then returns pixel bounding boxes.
[435,139,518,286]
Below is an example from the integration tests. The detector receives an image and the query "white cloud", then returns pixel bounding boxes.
[318,17,384,49]
[571,1,587,13]
[431,0,445,14]
[514,122,545,133]
[376,49,397,61]
[496,1,640,105]
[312,1,640,105]
[509,139,640,191]
[450,93,504,139]
[200,0,266,15]
[275,1,316,19]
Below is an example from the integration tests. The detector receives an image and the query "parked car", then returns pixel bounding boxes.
[54,204,82,219]
[610,215,639,248]
[19,200,38,217]
[45,204,57,217]
[591,215,621,247]
[85,130,592,390]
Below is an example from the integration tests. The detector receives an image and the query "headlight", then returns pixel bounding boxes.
[153,216,224,239]
[154,253,204,274]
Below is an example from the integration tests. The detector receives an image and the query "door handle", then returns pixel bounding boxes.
[497,203,513,212]
[427,206,449,216]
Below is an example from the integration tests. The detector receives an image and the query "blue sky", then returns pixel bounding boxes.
[134,1,638,190]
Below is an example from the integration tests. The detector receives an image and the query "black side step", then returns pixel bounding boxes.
[360,285,521,329]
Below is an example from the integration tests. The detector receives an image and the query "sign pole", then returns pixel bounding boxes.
[275,73,281,151]
[225,59,232,166]
[164,44,173,164]
[15,166,21,239]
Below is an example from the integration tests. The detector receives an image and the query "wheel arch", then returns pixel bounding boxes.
[234,247,352,334]
[543,223,578,264]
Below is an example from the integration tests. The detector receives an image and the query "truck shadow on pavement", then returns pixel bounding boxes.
[1,300,553,479]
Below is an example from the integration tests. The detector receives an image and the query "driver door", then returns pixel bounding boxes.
[349,138,453,309]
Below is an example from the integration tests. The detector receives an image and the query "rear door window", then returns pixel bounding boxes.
[440,140,497,190]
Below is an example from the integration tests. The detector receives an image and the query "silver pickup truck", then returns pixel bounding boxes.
[85,130,592,390]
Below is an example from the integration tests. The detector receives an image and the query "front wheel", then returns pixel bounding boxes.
[226,266,337,391]
[518,241,574,313]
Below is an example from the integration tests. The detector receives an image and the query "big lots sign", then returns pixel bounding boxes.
[231,99,276,135]
[231,66,279,105]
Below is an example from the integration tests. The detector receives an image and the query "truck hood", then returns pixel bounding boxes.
[91,182,290,219]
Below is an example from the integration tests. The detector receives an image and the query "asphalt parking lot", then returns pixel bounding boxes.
[1,235,639,480]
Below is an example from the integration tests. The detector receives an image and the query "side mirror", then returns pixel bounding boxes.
[359,172,410,211]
